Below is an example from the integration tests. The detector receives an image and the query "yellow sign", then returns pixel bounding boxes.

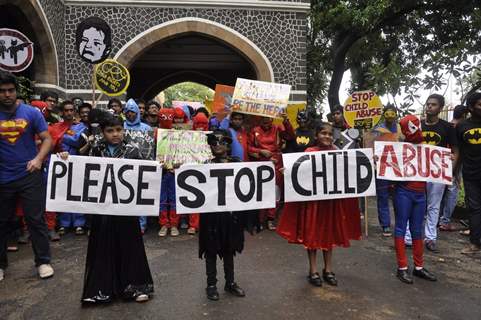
[273,103,306,129]
[94,59,130,96]
[343,90,382,129]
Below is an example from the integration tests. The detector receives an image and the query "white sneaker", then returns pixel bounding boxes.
[170,226,180,237]
[135,294,149,302]
[158,226,168,237]
[187,227,196,235]
[38,264,54,279]
[0,268,4,281]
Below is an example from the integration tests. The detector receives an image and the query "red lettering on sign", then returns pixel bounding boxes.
[402,144,416,177]
[379,145,401,177]
[417,145,430,178]
[441,151,452,182]
[430,149,441,178]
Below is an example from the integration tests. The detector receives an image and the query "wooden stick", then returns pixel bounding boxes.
[362,130,369,237]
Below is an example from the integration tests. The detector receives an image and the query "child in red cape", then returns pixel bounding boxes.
[277,122,361,287]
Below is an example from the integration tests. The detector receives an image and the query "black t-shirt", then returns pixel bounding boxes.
[421,119,456,148]
[287,128,315,153]
[456,118,481,181]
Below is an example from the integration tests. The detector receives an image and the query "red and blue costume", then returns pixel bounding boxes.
[393,115,425,270]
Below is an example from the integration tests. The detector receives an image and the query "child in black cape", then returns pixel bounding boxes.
[81,114,154,305]
[199,129,256,301]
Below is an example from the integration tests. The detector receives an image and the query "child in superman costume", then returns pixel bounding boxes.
[393,115,437,284]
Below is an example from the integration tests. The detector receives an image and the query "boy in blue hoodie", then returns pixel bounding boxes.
[123,99,152,233]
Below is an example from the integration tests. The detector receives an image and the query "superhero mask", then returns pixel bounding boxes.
[173,108,188,124]
[296,110,309,124]
[400,114,423,143]
[192,113,209,131]
[383,109,397,122]
[30,100,49,118]
[158,108,174,129]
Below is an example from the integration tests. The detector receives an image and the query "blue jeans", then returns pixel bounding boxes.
[440,182,458,225]
[139,216,147,232]
[59,212,86,228]
[425,182,445,241]
[394,186,425,240]
[376,179,392,228]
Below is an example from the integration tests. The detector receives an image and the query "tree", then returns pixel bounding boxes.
[308,0,481,112]
[161,82,214,107]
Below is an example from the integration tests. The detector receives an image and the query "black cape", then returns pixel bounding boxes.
[82,141,154,302]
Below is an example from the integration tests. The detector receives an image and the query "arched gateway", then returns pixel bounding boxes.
[5,0,309,103]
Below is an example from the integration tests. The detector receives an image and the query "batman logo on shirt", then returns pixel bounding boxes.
[422,131,442,145]
[296,136,310,145]
[0,119,28,144]
[463,128,481,145]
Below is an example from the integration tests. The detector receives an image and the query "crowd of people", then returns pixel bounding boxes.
[1,70,481,305]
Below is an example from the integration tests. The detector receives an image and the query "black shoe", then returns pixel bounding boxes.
[17,231,30,244]
[322,270,338,286]
[206,285,219,301]
[412,268,437,282]
[224,282,245,297]
[307,272,322,287]
[425,240,439,253]
[396,269,413,284]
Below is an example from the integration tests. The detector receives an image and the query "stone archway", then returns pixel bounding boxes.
[115,17,274,94]
[0,0,58,86]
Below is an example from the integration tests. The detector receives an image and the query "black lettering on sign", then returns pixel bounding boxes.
[312,154,327,195]
[83,163,100,203]
[356,151,373,194]
[50,161,67,200]
[99,164,118,204]
[256,165,274,201]
[178,170,206,208]
[234,168,255,202]
[136,166,156,205]
[210,169,234,206]
[328,152,342,195]
[343,151,355,194]
[292,154,311,196]
[118,165,135,203]
[67,162,81,201]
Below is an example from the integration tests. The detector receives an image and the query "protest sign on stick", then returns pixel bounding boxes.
[175,161,276,214]
[231,78,291,119]
[283,148,376,202]
[344,90,383,130]
[46,155,162,216]
[374,141,452,185]
[156,129,212,167]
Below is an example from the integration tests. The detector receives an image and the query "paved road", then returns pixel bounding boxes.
[1,207,480,320]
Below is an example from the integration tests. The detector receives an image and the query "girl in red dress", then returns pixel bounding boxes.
[277,122,361,287]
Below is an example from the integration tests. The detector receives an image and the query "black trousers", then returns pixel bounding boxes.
[205,251,234,286]
[0,171,51,268]
[464,179,481,246]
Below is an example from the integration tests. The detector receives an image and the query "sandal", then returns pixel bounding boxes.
[307,272,322,287]
[459,229,470,236]
[322,270,338,286]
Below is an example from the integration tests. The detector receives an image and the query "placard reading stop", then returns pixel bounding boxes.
[343,90,382,129]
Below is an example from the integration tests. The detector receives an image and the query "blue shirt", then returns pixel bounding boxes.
[0,104,48,184]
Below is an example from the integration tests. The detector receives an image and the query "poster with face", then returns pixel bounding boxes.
[75,17,112,64]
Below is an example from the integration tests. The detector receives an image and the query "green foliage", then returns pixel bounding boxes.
[161,82,214,107]
[457,183,466,208]
[16,76,34,102]
[308,0,481,112]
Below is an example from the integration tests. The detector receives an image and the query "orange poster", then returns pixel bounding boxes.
[213,84,235,120]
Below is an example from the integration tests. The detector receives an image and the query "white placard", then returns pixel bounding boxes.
[46,155,162,216]
[374,141,452,185]
[175,161,276,213]
[283,148,376,202]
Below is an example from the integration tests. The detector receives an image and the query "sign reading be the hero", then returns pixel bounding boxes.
[94,59,130,96]
[175,162,276,213]
[46,155,162,216]
[374,141,452,185]
[283,149,376,202]
[0,28,34,72]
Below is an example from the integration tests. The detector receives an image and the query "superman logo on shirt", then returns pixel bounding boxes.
[0,119,28,144]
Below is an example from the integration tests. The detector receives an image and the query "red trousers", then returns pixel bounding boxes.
[158,210,180,227]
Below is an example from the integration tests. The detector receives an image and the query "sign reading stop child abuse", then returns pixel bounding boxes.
[344,90,383,129]
[175,162,276,213]
[46,155,162,216]
[283,149,376,202]
[374,141,452,185]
